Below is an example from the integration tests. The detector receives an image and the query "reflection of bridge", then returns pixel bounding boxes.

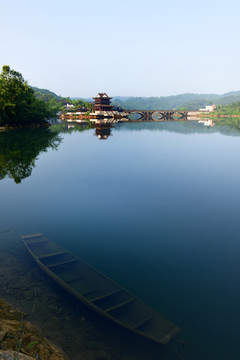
[125,110,188,121]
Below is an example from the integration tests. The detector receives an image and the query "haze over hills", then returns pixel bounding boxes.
[75,91,240,110]
[111,91,240,110]
[32,87,240,111]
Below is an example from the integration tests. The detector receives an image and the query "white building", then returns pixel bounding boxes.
[199,104,216,112]
[64,103,75,109]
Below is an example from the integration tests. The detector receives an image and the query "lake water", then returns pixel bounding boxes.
[1,120,240,359]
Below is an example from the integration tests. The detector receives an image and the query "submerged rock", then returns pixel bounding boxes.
[0,299,66,360]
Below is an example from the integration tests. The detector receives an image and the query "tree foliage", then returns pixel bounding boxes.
[215,102,240,115]
[0,66,53,125]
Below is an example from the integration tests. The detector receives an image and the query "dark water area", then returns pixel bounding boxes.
[1,120,240,359]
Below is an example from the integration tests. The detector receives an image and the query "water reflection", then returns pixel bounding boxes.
[1,118,240,185]
[2,118,240,359]
[52,119,114,140]
[51,121,90,134]
[94,122,113,140]
[198,119,214,127]
[0,128,62,184]
[115,119,240,136]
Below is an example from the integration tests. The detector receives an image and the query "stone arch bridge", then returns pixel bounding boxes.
[124,110,188,121]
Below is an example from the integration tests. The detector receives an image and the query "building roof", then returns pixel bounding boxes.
[93,92,112,100]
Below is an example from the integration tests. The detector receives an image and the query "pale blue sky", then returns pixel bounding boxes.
[1,0,240,97]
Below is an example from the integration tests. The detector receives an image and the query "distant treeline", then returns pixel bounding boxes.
[30,87,240,113]
[110,92,240,111]
[32,87,93,113]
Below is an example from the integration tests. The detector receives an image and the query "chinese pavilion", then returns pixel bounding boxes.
[93,93,113,112]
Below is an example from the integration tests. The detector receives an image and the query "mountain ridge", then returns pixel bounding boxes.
[31,86,240,111]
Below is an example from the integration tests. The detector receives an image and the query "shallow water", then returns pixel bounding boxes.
[1,120,240,359]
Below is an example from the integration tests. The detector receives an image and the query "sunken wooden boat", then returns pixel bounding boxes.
[21,233,180,345]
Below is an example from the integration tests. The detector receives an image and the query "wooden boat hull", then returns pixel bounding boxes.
[21,233,180,345]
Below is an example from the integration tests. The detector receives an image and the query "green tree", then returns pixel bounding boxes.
[0,65,52,125]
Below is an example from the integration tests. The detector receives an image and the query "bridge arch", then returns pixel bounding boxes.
[171,112,186,120]
[127,111,145,121]
[151,112,165,121]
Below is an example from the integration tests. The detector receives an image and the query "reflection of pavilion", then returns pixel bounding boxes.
[94,122,113,140]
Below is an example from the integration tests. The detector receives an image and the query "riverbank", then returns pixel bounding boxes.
[0,298,66,360]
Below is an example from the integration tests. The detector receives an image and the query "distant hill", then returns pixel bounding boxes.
[111,91,240,110]
[222,91,240,97]
[31,87,92,111]
[32,87,240,111]
[31,86,60,99]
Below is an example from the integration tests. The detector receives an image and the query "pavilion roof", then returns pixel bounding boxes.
[93,92,112,99]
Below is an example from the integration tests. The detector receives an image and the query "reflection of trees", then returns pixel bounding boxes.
[51,122,92,134]
[115,120,240,136]
[214,118,240,132]
[0,128,62,183]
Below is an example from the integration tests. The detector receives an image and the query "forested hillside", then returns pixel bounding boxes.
[32,87,92,112]
[32,87,240,112]
[110,91,240,110]
[215,102,240,116]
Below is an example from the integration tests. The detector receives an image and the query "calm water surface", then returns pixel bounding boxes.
[1,120,240,359]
